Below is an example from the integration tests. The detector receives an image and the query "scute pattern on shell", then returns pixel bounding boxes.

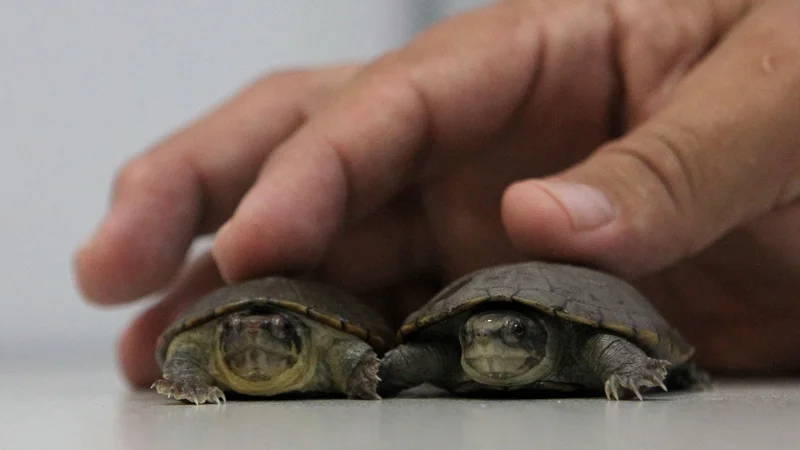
[400,261,693,363]
[156,277,394,367]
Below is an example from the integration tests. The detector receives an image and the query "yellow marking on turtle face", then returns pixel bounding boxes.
[209,317,317,396]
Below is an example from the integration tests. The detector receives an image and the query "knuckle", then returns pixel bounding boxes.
[113,155,157,195]
[253,67,314,88]
[742,1,800,77]
[357,52,431,132]
[248,68,325,115]
[250,66,360,116]
[608,0,717,122]
[611,0,710,58]
[749,0,800,37]
[642,124,703,212]
[113,154,188,203]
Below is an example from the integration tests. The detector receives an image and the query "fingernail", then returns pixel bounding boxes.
[538,181,617,230]
[212,221,234,283]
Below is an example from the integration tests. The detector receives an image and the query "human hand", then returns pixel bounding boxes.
[73,0,800,387]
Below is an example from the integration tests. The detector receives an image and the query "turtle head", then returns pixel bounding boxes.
[219,311,309,383]
[459,310,551,386]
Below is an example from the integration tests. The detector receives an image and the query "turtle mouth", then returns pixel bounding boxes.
[225,347,299,381]
[227,346,297,362]
[463,356,531,379]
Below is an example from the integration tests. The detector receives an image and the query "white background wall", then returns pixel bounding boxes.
[0,0,488,365]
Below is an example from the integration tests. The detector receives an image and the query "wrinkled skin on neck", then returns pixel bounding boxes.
[216,311,311,390]
[459,310,554,386]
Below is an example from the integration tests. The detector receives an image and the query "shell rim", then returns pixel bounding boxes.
[156,297,391,367]
[397,295,694,361]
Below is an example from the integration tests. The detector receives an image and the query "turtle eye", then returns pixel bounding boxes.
[267,315,294,339]
[281,320,293,336]
[510,322,525,337]
[228,316,245,332]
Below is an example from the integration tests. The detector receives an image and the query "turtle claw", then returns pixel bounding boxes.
[603,358,670,401]
[152,378,226,405]
[347,354,381,400]
[604,378,620,401]
[647,374,669,392]
[627,383,643,401]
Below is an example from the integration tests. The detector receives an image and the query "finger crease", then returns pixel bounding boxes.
[605,0,628,139]
[395,71,438,183]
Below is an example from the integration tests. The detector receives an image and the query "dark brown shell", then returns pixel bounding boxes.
[399,262,694,364]
[156,277,394,367]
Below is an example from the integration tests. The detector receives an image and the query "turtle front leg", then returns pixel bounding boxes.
[325,339,381,400]
[153,345,225,405]
[377,341,461,396]
[580,334,670,401]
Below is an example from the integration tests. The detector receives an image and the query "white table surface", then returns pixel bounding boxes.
[3,359,800,450]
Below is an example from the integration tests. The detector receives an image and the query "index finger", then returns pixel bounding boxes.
[73,66,357,304]
[212,2,547,281]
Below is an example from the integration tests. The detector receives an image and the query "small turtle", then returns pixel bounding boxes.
[379,262,708,400]
[152,276,393,404]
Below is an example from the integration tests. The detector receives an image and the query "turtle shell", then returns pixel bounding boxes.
[399,262,694,364]
[156,276,394,368]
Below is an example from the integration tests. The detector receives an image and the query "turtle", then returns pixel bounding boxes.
[378,261,708,400]
[152,276,394,404]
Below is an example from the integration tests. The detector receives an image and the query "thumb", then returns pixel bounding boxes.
[502,1,800,276]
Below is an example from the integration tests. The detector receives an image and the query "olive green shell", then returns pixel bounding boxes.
[399,262,694,364]
[156,277,394,368]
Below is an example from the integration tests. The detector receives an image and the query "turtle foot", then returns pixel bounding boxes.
[347,354,381,400]
[152,378,226,405]
[376,348,406,397]
[603,358,670,401]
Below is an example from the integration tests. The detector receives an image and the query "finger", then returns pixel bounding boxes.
[503,0,800,275]
[118,252,224,387]
[212,1,556,281]
[74,66,358,304]
[315,195,432,291]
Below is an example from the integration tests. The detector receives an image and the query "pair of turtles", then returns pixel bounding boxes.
[153,261,707,404]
